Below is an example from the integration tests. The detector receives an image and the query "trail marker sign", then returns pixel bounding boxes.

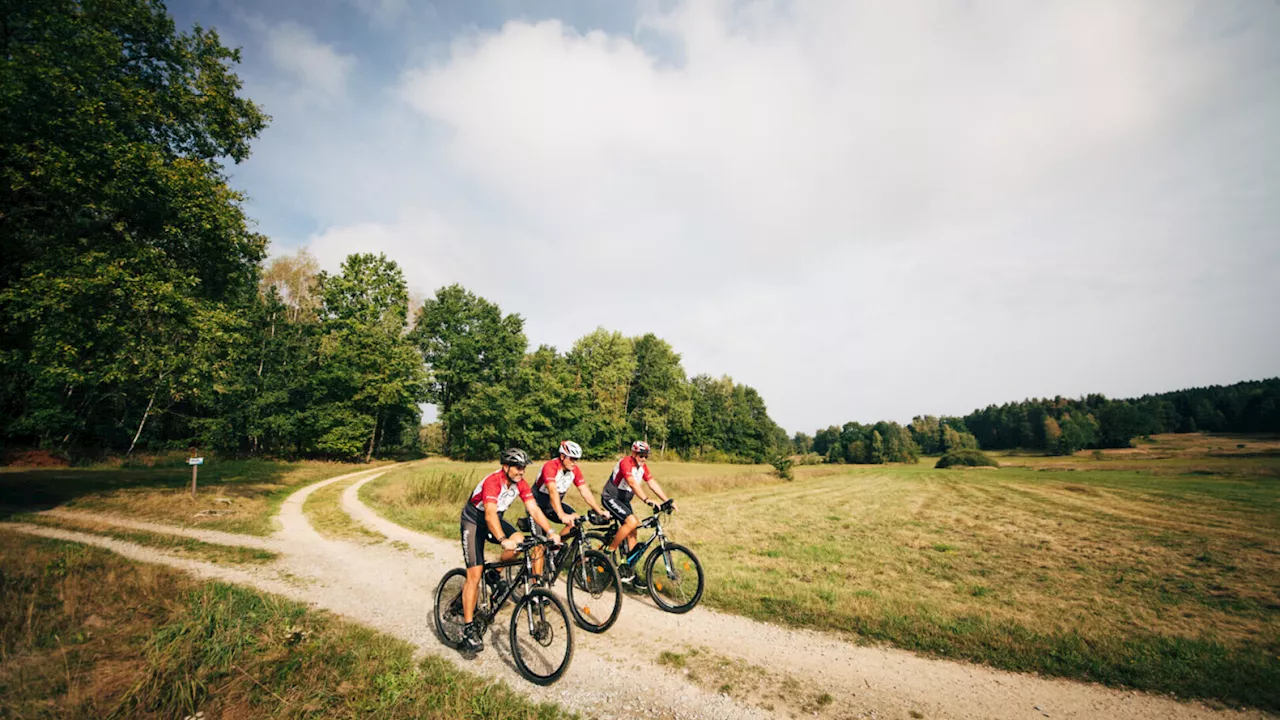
[188,457,204,498]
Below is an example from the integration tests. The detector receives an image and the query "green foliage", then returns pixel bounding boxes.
[411,284,525,458]
[934,449,999,468]
[811,421,918,465]
[768,452,795,481]
[0,0,266,454]
[963,379,1280,453]
[311,254,426,461]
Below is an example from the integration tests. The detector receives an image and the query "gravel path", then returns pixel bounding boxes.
[4,466,1271,720]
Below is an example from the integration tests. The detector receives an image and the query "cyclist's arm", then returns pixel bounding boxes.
[546,480,575,523]
[575,481,606,516]
[484,501,516,548]
[623,473,654,504]
[646,478,673,507]
[524,498,558,539]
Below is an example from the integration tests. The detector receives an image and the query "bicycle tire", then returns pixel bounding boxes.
[583,531,612,554]
[433,568,469,649]
[566,549,621,633]
[509,588,574,685]
[645,543,704,614]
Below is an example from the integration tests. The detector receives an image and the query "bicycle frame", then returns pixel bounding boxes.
[476,540,551,626]
[607,506,672,567]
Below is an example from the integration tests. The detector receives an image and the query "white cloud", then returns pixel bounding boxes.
[263,21,355,101]
[249,0,1280,430]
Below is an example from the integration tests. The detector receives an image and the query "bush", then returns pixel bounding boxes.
[769,453,794,481]
[935,449,999,469]
[793,452,825,466]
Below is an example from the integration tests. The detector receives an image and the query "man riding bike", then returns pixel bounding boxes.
[533,440,608,540]
[458,447,560,653]
[601,440,677,590]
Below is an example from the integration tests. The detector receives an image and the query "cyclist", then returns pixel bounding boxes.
[458,447,560,653]
[533,440,608,540]
[601,440,677,589]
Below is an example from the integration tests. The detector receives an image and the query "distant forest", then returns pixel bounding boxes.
[795,378,1280,463]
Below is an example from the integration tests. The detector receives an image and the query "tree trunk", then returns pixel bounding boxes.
[365,413,378,462]
[126,389,157,456]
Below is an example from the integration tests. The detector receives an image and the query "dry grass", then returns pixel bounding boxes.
[14,513,278,564]
[656,646,843,716]
[0,460,376,535]
[302,477,385,543]
[359,457,778,539]
[0,532,568,719]
[680,453,1280,709]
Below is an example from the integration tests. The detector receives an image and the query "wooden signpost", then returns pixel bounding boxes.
[188,456,204,498]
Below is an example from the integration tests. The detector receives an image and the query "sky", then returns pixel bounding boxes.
[169,0,1280,434]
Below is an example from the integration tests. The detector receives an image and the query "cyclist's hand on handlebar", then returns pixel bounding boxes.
[587,510,609,525]
[501,538,518,551]
[564,512,580,526]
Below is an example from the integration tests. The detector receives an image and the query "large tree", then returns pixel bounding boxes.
[0,0,268,452]
[567,328,636,458]
[411,284,525,457]
[627,333,691,454]
[312,254,425,460]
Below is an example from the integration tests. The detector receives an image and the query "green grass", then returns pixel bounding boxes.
[0,533,569,719]
[349,438,1280,710]
[359,457,778,538]
[15,513,279,564]
[686,460,1280,710]
[0,459,376,535]
[303,477,385,542]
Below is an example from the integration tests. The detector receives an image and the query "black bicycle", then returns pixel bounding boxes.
[527,514,622,633]
[433,536,574,685]
[586,499,705,614]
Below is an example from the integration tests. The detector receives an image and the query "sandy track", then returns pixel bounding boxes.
[4,467,1270,720]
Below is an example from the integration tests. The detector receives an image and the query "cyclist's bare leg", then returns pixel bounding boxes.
[462,565,483,623]
[607,514,639,552]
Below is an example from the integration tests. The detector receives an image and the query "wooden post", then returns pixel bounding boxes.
[191,463,198,499]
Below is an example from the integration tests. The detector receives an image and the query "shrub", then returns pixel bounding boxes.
[935,449,999,469]
[769,453,794,481]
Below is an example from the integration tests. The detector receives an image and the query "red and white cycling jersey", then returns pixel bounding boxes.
[533,458,585,498]
[466,470,533,515]
[607,455,652,493]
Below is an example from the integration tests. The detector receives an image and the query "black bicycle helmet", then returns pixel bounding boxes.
[500,447,530,468]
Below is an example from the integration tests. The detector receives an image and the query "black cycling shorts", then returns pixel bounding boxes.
[535,494,576,523]
[459,514,517,568]
[602,494,633,524]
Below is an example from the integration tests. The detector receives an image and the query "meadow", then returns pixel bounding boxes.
[0,457,376,535]
[0,534,566,719]
[363,435,1280,710]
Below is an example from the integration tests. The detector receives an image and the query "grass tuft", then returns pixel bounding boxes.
[0,533,569,719]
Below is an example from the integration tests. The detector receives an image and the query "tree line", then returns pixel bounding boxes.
[0,1,788,463]
[796,378,1280,464]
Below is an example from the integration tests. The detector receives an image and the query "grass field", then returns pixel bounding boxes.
[0,459,375,535]
[14,513,279,565]
[0,533,567,719]
[359,457,775,538]
[363,436,1280,710]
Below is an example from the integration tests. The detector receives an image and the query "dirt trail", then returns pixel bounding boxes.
[4,467,1271,720]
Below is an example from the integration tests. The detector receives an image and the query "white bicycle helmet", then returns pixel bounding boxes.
[631,440,651,456]
[559,439,583,459]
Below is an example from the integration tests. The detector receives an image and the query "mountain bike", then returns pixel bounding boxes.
[526,513,622,633]
[432,536,574,685]
[586,499,705,614]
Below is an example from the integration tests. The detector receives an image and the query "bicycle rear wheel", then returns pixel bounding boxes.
[509,588,574,685]
[566,549,621,633]
[645,543,704,614]
[433,568,468,648]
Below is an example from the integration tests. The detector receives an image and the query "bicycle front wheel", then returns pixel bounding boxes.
[566,549,621,633]
[645,543,704,614]
[433,568,468,649]
[509,588,574,685]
